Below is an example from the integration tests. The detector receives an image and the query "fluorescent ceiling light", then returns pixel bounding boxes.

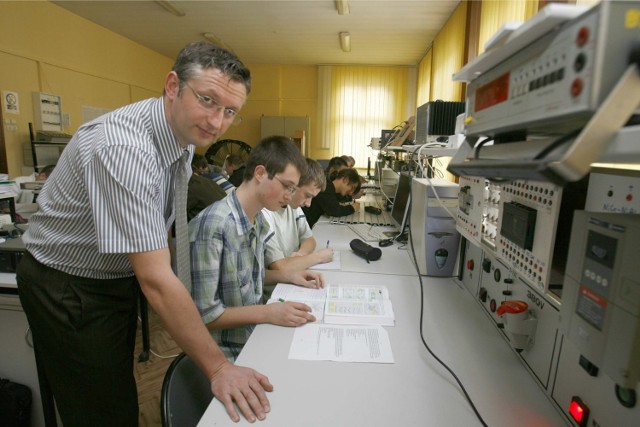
[202,33,231,50]
[335,0,350,15]
[155,1,185,17]
[340,32,351,52]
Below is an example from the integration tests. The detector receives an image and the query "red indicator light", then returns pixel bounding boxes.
[569,396,590,426]
[576,27,590,47]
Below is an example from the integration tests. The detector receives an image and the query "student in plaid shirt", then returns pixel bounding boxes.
[189,135,324,361]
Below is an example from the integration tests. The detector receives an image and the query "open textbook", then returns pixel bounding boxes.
[267,283,394,326]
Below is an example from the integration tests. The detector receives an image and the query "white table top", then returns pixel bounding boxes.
[309,222,416,276]
[198,233,568,426]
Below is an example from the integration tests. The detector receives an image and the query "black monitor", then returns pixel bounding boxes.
[390,172,412,237]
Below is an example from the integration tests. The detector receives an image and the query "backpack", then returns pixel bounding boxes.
[0,378,32,427]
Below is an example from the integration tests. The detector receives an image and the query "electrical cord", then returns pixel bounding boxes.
[406,180,489,427]
[532,129,582,160]
[473,137,494,160]
[137,316,181,360]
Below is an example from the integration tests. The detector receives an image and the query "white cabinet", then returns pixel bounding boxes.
[260,116,309,154]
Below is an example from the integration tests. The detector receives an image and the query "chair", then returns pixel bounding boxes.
[160,353,213,427]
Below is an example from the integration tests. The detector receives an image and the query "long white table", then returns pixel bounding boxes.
[198,223,568,426]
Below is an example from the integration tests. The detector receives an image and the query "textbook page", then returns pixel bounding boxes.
[310,250,341,270]
[324,285,395,326]
[266,283,326,321]
[288,323,394,363]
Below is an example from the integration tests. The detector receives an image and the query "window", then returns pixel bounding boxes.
[319,65,415,168]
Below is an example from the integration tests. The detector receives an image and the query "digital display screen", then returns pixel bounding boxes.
[475,73,510,112]
[501,202,536,250]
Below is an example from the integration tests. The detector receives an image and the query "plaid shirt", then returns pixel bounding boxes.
[189,189,269,362]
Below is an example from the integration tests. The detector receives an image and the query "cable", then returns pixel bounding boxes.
[532,129,582,160]
[406,179,489,427]
[473,137,494,160]
[136,316,181,360]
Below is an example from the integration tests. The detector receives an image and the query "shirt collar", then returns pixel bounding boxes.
[227,189,265,237]
[151,97,194,168]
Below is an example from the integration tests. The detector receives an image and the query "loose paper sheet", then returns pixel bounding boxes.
[288,323,394,363]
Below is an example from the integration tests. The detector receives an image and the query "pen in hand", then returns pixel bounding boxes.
[326,240,330,248]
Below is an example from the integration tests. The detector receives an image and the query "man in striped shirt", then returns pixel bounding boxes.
[190,136,324,362]
[17,42,272,425]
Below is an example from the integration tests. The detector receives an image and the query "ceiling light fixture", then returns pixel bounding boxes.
[339,32,351,52]
[202,33,231,50]
[335,0,350,15]
[155,1,186,17]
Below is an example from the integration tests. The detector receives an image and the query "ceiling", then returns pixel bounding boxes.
[52,0,460,66]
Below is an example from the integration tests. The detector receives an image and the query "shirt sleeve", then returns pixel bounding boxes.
[190,213,225,324]
[295,207,313,241]
[314,191,355,217]
[263,210,285,266]
[87,140,167,254]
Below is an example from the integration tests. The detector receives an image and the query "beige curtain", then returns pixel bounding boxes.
[430,1,468,102]
[478,0,539,55]
[319,65,413,168]
[417,49,432,107]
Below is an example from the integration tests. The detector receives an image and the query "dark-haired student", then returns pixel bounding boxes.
[189,136,324,362]
[302,168,362,228]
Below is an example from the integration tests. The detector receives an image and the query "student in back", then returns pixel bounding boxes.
[224,153,246,187]
[187,153,227,221]
[189,136,324,362]
[325,156,348,180]
[302,168,361,228]
[262,158,332,299]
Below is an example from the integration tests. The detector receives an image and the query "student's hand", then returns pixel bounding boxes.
[266,301,315,326]
[316,247,334,264]
[210,362,273,423]
[290,270,324,289]
[352,202,361,211]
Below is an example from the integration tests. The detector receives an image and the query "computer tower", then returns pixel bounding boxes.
[409,178,460,276]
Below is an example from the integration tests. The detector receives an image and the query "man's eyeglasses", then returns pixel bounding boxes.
[272,175,298,195]
[183,81,243,126]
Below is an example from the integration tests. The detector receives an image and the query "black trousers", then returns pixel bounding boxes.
[17,251,139,427]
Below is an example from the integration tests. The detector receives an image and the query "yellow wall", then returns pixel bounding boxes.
[0,1,319,176]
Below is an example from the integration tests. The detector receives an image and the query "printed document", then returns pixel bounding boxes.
[288,323,394,363]
[266,284,326,321]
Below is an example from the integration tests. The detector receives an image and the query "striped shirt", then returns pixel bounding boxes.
[204,172,235,194]
[189,190,269,362]
[23,97,193,279]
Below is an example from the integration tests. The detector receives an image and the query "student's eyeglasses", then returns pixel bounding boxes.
[272,175,298,195]
[183,81,243,126]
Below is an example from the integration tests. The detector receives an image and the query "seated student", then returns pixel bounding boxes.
[302,168,362,228]
[325,156,348,180]
[189,136,324,362]
[262,158,332,298]
[202,168,235,195]
[340,155,355,168]
[187,153,227,221]
[224,154,246,187]
[36,165,56,181]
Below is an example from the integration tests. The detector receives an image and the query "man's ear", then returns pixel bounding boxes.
[253,164,267,182]
[165,71,180,99]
